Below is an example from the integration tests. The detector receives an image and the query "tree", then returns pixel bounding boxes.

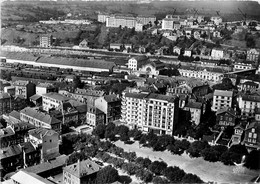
[122,163,139,175]
[152,176,169,184]
[95,166,119,184]
[73,76,84,89]
[246,36,256,48]
[148,161,167,175]
[164,166,186,182]
[181,173,204,183]
[201,147,220,162]
[133,130,143,140]
[136,169,153,182]
[244,150,260,170]
[187,141,210,158]
[93,124,106,138]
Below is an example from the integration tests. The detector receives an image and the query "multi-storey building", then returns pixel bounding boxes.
[42,92,70,112]
[40,35,53,48]
[13,80,36,99]
[237,92,260,117]
[161,15,180,30]
[95,94,121,124]
[216,107,236,127]
[212,90,233,112]
[243,121,260,150]
[86,106,105,127]
[63,159,100,184]
[3,86,15,96]
[97,13,110,23]
[121,92,179,135]
[247,48,260,63]
[0,93,11,115]
[20,107,61,133]
[10,171,53,184]
[136,15,156,25]
[28,128,60,161]
[36,83,56,96]
[211,48,224,60]
[183,101,203,126]
[106,15,136,28]
[233,60,254,71]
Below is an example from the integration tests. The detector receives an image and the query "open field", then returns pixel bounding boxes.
[115,140,259,183]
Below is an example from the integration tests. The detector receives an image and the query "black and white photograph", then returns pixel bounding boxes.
[0,0,260,183]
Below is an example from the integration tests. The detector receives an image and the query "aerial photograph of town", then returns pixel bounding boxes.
[0,0,260,183]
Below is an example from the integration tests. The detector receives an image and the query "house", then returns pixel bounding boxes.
[124,44,133,50]
[86,106,105,127]
[36,83,56,96]
[216,107,236,127]
[184,28,192,38]
[138,46,146,53]
[135,23,144,32]
[210,16,222,25]
[30,94,42,106]
[173,21,181,30]
[183,101,203,125]
[110,43,122,50]
[13,80,36,99]
[0,145,23,180]
[28,128,60,161]
[20,107,62,133]
[183,49,192,57]
[243,121,260,150]
[247,48,260,63]
[42,92,71,112]
[63,159,101,184]
[0,93,11,115]
[173,46,181,55]
[212,90,233,112]
[10,171,53,184]
[65,75,76,83]
[8,110,21,124]
[21,141,41,167]
[230,123,245,147]
[211,48,224,60]
[79,39,90,48]
[95,94,121,124]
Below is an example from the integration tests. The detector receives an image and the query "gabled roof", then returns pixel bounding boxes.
[0,92,11,99]
[30,94,42,101]
[146,93,177,103]
[0,144,22,159]
[125,93,148,99]
[63,159,101,178]
[21,141,37,154]
[11,122,35,132]
[216,107,236,116]
[9,110,20,120]
[28,128,58,140]
[20,107,61,125]
[42,92,70,102]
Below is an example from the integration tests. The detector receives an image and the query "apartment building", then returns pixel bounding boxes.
[36,83,56,96]
[183,101,203,126]
[20,107,62,133]
[28,128,60,161]
[40,35,53,48]
[247,48,260,62]
[238,92,260,117]
[136,15,156,25]
[42,92,70,112]
[97,13,110,23]
[211,48,224,60]
[121,92,179,135]
[212,90,233,112]
[106,15,136,28]
[0,93,11,115]
[86,106,105,127]
[13,80,36,99]
[95,94,121,124]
